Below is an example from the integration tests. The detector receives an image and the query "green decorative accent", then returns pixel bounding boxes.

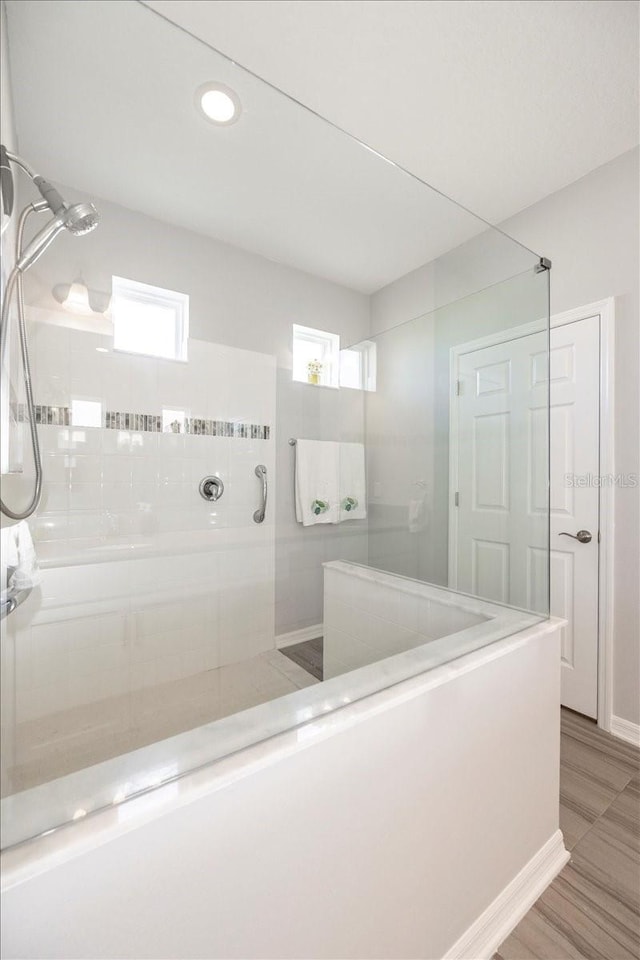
[311,499,329,515]
[341,496,358,512]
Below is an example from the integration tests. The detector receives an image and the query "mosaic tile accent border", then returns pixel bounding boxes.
[13,404,271,440]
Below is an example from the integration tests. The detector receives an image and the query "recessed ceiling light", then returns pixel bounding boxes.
[196,82,241,125]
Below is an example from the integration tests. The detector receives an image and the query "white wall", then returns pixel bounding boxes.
[501,148,639,727]
[1,623,563,960]
[364,310,436,580]
[0,0,19,803]
[0,0,19,477]
[368,266,547,589]
[0,5,15,154]
[367,148,639,727]
[275,372,368,636]
[0,324,277,795]
[19,188,371,638]
[324,561,489,680]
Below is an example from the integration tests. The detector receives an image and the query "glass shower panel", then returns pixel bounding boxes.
[1,0,550,847]
[362,265,550,616]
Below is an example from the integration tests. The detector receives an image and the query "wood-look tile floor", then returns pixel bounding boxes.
[495,709,640,960]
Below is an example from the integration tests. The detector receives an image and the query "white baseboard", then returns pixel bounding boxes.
[444,830,569,960]
[610,715,640,747]
[276,624,323,649]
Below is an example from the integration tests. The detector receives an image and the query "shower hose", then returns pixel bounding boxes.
[0,204,44,519]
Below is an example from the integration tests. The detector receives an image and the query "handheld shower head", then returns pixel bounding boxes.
[64,202,100,236]
[0,148,101,522]
[0,150,100,269]
[16,202,100,271]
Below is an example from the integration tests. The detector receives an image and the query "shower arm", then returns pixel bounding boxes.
[4,149,39,181]
[3,147,68,216]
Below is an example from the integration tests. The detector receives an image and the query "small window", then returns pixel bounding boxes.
[340,341,377,391]
[292,324,340,388]
[112,276,189,361]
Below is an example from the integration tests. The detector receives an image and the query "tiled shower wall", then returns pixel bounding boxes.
[17,185,371,644]
[6,309,276,730]
[274,368,369,637]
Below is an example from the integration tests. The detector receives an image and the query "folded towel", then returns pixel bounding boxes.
[339,442,366,521]
[1,520,41,590]
[295,440,340,526]
[408,497,425,533]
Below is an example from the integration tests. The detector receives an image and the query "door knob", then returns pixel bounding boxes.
[559,530,592,543]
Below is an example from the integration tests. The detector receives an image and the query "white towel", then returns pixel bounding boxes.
[295,440,340,526]
[1,520,41,590]
[338,442,367,521]
[408,497,425,533]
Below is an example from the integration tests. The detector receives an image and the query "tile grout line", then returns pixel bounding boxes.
[495,715,640,959]
[564,756,636,863]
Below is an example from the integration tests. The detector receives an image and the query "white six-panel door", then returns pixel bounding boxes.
[453,331,549,611]
[451,316,600,717]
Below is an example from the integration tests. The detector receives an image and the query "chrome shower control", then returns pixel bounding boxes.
[199,476,224,502]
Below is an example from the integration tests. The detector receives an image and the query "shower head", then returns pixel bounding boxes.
[0,149,100,270]
[63,202,100,236]
[16,201,100,272]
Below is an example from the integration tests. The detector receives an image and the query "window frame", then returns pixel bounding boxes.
[339,340,377,391]
[111,276,189,362]
[292,323,340,388]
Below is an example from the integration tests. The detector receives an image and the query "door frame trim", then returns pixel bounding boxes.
[549,298,615,733]
[448,298,615,731]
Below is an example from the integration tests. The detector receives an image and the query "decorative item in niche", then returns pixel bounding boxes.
[307,359,323,385]
[162,409,186,434]
[292,323,340,388]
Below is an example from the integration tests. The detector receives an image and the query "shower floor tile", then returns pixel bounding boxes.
[2,649,320,798]
[280,636,323,681]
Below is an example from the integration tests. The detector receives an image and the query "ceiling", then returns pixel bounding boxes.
[145,0,639,225]
[5,1,637,295]
[8,0,514,296]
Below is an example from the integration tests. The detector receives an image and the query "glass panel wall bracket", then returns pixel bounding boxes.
[534,256,552,273]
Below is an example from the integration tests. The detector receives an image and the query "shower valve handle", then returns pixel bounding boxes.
[199,476,224,502]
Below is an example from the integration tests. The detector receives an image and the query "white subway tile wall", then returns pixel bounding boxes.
[27,311,275,545]
[2,311,277,794]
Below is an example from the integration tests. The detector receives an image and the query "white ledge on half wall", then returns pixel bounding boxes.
[2,613,567,960]
[276,624,324,648]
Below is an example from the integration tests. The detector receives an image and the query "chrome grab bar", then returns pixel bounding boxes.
[253,464,267,523]
[1,567,33,621]
[1,584,32,620]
